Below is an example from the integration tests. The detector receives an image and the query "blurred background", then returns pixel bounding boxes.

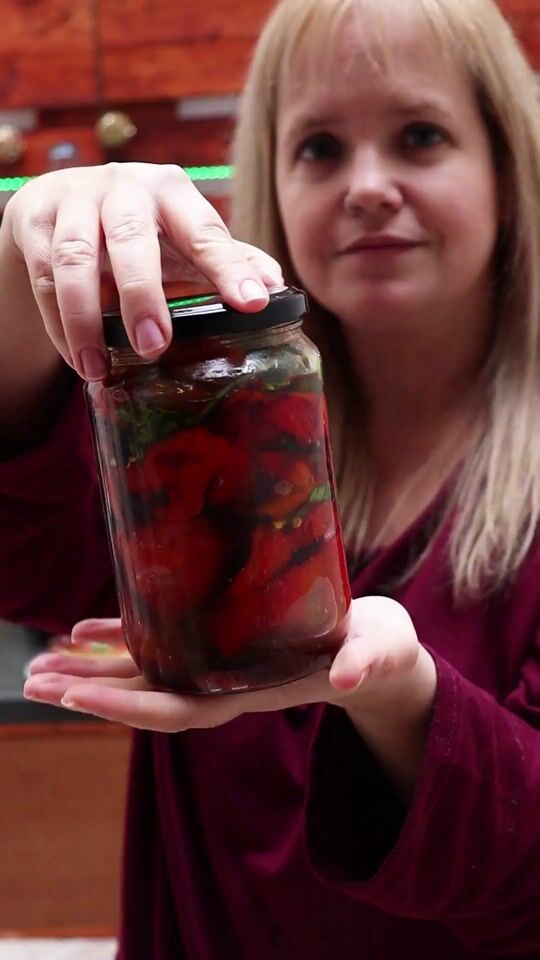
[0,0,537,955]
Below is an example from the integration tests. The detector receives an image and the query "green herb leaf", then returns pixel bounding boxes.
[115,401,184,462]
[309,484,332,503]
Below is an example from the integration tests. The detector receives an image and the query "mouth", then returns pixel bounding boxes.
[338,238,424,255]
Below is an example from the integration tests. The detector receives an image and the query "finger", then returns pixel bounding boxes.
[156,167,272,310]
[26,653,139,679]
[51,194,105,379]
[328,600,372,691]
[329,643,371,692]
[72,617,125,643]
[56,682,249,731]
[235,242,285,291]
[101,179,171,359]
[20,212,73,365]
[26,618,134,677]
[57,668,332,732]
[24,671,148,707]
[329,596,418,692]
[59,683,200,730]
[159,239,284,292]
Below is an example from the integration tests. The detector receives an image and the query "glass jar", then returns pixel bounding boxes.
[86,288,351,695]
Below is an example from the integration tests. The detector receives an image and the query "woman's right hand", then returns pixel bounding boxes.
[3,162,283,380]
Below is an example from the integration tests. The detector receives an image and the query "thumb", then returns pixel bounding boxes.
[329,596,419,693]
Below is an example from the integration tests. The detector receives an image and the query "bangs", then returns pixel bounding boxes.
[276,0,458,96]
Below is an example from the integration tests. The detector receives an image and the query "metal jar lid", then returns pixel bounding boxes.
[103,286,308,347]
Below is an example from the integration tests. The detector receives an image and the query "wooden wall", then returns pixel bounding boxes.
[0,0,274,109]
[503,0,540,61]
[0,0,274,191]
[0,0,537,111]
[0,1,98,109]
[0,1,537,204]
[99,0,275,102]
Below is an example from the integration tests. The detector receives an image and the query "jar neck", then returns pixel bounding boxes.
[108,318,303,368]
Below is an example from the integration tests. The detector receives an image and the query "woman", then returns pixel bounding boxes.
[4,0,540,955]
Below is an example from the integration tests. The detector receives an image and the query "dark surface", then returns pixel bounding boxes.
[103,287,308,344]
[0,620,91,724]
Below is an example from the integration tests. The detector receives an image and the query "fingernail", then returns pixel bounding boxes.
[24,686,51,703]
[26,656,59,675]
[79,347,108,380]
[61,697,91,716]
[135,318,166,354]
[240,279,268,304]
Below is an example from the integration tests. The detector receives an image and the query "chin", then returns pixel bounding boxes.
[323,286,429,330]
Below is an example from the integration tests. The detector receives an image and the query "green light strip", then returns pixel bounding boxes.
[167,294,216,308]
[185,165,233,181]
[0,176,34,191]
[0,166,233,193]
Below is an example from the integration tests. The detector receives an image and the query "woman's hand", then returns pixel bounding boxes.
[25,597,436,795]
[4,162,283,380]
[24,597,436,741]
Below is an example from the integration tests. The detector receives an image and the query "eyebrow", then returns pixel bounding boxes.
[387,99,454,121]
[284,98,454,139]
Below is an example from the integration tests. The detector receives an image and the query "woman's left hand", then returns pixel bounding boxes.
[23,597,436,735]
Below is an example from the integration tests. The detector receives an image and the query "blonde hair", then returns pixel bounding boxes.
[230,0,540,599]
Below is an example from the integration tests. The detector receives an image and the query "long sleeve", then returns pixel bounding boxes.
[305,640,540,957]
[0,381,117,634]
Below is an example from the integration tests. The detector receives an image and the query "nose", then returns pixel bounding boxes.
[343,148,403,216]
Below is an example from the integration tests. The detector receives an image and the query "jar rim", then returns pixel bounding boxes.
[102,286,308,348]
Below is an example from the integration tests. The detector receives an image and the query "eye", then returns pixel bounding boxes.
[402,123,447,150]
[296,133,343,163]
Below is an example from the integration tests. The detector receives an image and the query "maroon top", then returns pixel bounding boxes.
[1,384,540,959]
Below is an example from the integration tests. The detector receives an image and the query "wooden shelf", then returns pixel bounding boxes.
[0,623,130,936]
[0,721,130,936]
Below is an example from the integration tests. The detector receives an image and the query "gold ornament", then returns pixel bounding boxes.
[96,111,138,149]
[0,125,24,164]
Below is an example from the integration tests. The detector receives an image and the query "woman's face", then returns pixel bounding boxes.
[275,11,500,335]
